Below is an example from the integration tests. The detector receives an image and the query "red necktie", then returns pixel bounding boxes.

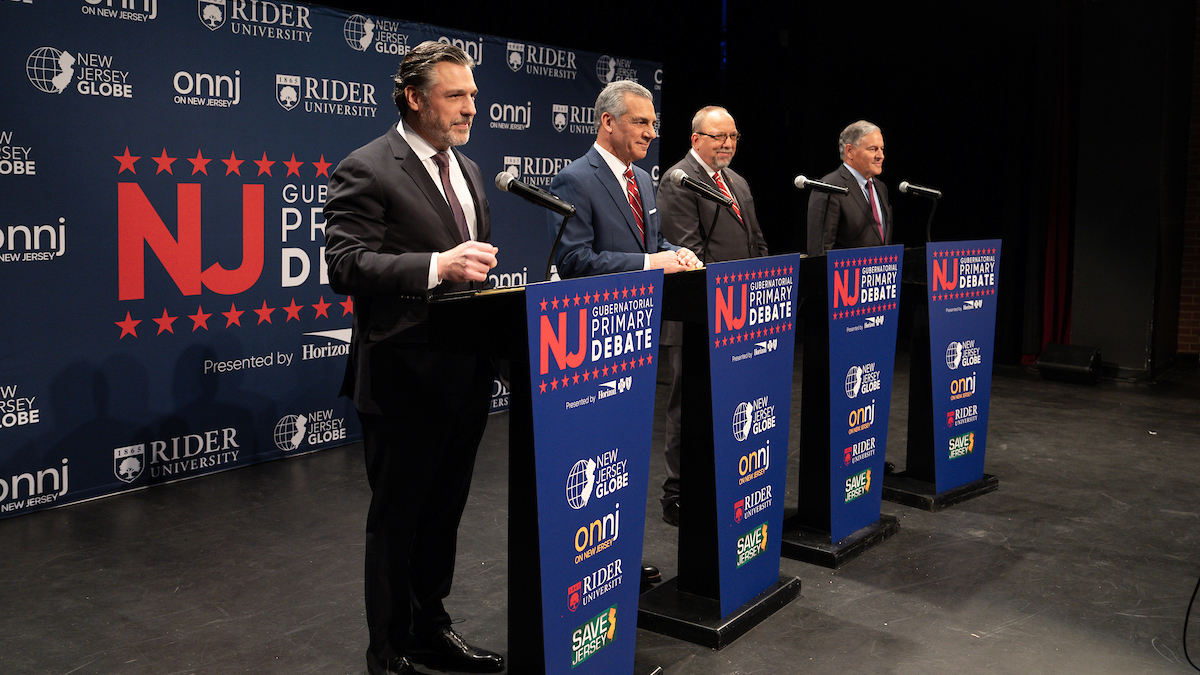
[624,167,645,246]
[866,179,884,243]
[713,172,742,222]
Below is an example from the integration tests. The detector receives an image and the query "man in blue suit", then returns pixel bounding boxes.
[549,80,700,278]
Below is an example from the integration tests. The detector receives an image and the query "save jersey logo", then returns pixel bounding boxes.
[571,604,617,667]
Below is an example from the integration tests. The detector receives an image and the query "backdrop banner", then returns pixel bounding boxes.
[0,1,662,518]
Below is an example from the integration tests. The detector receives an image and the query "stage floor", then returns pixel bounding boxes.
[3,350,1199,675]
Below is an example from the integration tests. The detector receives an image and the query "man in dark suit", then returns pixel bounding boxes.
[806,120,893,254]
[656,106,768,525]
[324,42,504,675]
[549,80,700,278]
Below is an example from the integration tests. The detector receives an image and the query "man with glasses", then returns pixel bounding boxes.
[549,80,700,278]
[655,106,768,525]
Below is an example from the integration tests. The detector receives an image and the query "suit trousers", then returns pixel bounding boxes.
[358,353,492,664]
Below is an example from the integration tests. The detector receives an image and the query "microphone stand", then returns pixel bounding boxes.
[924,199,938,243]
[699,207,720,264]
[544,212,574,281]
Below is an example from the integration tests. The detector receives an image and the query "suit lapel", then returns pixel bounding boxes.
[590,149,646,252]
[390,126,466,244]
[840,164,884,246]
[452,147,487,242]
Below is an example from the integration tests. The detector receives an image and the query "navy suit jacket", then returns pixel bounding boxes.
[549,145,678,278]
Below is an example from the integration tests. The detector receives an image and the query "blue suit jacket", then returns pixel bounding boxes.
[549,146,678,278]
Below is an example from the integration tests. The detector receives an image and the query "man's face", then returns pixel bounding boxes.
[603,93,657,165]
[845,129,885,179]
[407,61,477,151]
[691,110,738,171]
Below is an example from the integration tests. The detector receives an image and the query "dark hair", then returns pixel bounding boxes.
[392,41,475,117]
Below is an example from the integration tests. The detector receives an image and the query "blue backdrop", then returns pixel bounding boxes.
[0,0,662,518]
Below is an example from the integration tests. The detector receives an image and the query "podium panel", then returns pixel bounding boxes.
[885,240,1002,509]
[525,271,662,674]
[785,247,903,565]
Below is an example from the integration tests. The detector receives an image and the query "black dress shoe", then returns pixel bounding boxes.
[367,654,418,675]
[641,564,661,584]
[408,627,504,673]
[884,461,896,475]
[662,499,679,527]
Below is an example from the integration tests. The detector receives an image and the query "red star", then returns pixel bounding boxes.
[602,365,609,376]
[550,378,558,390]
[620,286,629,299]
[602,289,611,302]
[222,302,244,327]
[539,380,547,393]
[572,372,580,384]
[638,356,645,367]
[639,284,647,296]
[152,308,177,335]
[339,297,354,316]
[283,299,303,321]
[539,298,548,311]
[647,283,654,295]
[114,147,140,174]
[151,149,175,175]
[188,149,212,175]
[253,300,275,324]
[646,353,652,365]
[313,154,332,177]
[591,368,599,379]
[581,370,590,382]
[222,151,245,176]
[573,293,581,306]
[255,152,275,176]
[284,153,304,176]
[620,360,628,372]
[714,339,720,349]
[550,296,559,310]
[313,296,331,318]
[116,311,140,338]
[189,305,212,331]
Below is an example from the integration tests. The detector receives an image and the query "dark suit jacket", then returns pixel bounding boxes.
[658,153,768,264]
[806,164,893,255]
[658,153,769,346]
[549,145,678,278]
[324,124,491,415]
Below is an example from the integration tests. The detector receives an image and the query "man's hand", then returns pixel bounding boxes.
[675,248,703,269]
[648,250,695,274]
[438,240,499,283]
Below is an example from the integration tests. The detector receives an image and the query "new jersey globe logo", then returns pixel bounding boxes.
[596,56,617,84]
[845,366,863,399]
[945,341,963,370]
[273,414,308,452]
[565,458,597,509]
[344,15,375,51]
[732,401,753,442]
[27,47,76,94]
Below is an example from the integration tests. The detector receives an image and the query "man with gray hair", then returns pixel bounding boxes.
[656,105,767,525]
[806,120,893,254]
[549,80,700,278]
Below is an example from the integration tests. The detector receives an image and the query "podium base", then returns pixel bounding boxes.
[882,473,999,511]
[780,515,899,569]
[637,575,802,649]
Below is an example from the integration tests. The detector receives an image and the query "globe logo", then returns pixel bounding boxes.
[596,56,617,84]
[273,414,308,452]
[945,342,963,370]
[732,401,753,442]
[565,458,596,509]
[845,366,863,399]
[27,47,75,94]
[344,14,375,51]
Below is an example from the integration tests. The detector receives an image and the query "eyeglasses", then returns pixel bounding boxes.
[695,131,741,143]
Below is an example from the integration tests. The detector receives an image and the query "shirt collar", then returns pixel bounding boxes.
[689,148,720,179]
[398,118,443,163]
[593,142,632,181]
[843,162,870,191]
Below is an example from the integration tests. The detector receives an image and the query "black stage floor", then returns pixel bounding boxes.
[4,351,1200,675]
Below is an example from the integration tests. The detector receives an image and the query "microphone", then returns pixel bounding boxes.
[899,181,942,199]
[667,168,733,208]
[793,175,849,195]
[495,172,576,217]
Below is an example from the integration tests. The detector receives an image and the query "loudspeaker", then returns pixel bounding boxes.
[1037,343,1102,385]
